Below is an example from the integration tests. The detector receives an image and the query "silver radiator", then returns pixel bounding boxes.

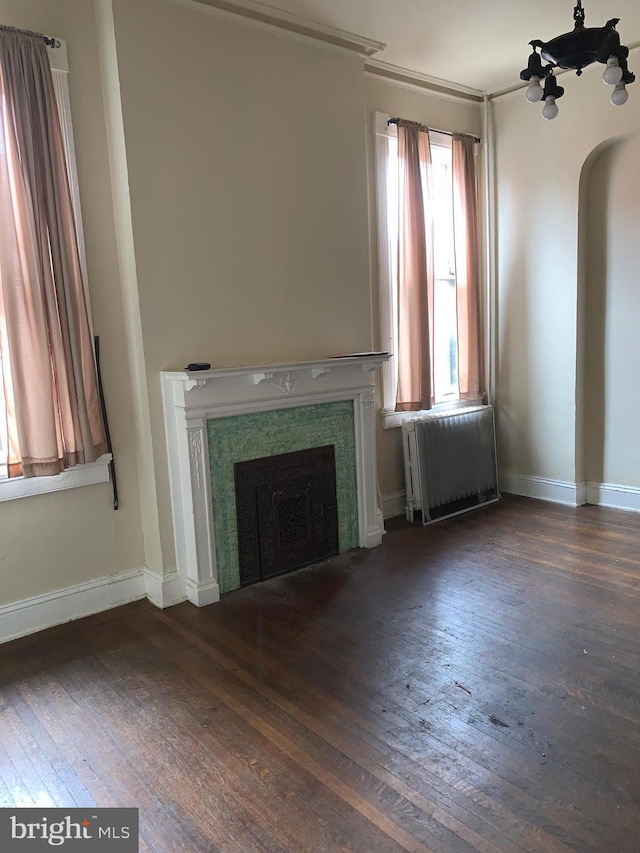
[402,405,499,525]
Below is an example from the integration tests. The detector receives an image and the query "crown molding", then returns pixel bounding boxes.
[165,0,385,58]
[365,58,485,103]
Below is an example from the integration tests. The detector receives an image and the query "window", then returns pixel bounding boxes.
[375,112,483,426]
[0,32,109,500]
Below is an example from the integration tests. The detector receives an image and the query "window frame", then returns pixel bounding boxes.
[0,37,111,501]
[373,111,483,429]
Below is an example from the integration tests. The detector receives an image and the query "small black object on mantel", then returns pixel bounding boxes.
[186,362,211,371]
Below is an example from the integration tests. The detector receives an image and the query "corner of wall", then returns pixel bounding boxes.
[93,0,165,575]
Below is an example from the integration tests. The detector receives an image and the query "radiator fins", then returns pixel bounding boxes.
[402,406,499,524]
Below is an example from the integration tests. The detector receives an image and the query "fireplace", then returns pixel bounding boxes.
[206,399,358,593]
[234,445,339,585]
[161,353,389,607]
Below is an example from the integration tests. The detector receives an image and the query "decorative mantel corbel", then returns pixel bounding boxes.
[185,378,209,392]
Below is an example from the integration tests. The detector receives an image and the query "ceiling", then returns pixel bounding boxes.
[236,0,640,95]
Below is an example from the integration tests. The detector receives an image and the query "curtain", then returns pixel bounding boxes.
[395,120,434,412]
[0,29,106,478]
[452,134,483,401]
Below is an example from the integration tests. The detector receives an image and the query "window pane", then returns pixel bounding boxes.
[431,144,458,402]
[431,146,455,279]
[384,132,459,406]
[433,276,458,401]
[386,135,399,314]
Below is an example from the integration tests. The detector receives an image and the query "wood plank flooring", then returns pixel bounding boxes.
[1,494,640,851]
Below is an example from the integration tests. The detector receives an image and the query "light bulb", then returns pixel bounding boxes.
[542,96,558,120]
[603,56,623,85]
[611,82,628,106]
[526,76,544,103]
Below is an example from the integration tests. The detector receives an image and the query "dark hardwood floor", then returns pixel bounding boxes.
[1,494,640,852]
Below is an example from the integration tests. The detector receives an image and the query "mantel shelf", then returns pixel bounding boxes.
[164,353,390,390]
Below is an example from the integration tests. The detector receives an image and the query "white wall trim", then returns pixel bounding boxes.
[499,473,583,506]
[382,400,486,430]
[143,568,188,609]
[0,455,112,503]
[0,569,146,645]
[483,93,497,407]
[373,112,397,415]
[47,38,68,73]
[382,490,406,520]
[166,0,385,58]
[585,481,640,513]
[576,480,588,507]
[365,58,484,103]
[500,473,640,513]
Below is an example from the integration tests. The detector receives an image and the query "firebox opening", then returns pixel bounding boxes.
[234,445,339,586]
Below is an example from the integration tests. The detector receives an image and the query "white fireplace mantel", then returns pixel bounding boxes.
[161,353,390,607]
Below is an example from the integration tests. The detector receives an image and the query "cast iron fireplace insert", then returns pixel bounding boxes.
[234,444,339,586]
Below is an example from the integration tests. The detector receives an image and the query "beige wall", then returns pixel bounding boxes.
[492,59,640,488]
[110,0,376,566]
[363,75,483,498]
[0,0,144,605]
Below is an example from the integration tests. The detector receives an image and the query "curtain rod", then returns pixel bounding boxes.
[0,24,61,48]
[388,117,480,144]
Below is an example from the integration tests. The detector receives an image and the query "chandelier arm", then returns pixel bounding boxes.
[619,56,636,84]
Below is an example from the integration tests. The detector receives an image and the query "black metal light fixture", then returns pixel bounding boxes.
[520,0,635,119]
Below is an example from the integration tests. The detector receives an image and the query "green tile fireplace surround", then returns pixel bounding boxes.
[161,354,389,609]
[208,401,359,594]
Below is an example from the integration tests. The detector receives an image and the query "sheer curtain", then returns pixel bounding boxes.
[452,133,483,401]
[395,120,434,412]
[0,28,106,478]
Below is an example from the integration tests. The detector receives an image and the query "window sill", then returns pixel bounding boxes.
[382,399,485,429]
[0,454,112,503]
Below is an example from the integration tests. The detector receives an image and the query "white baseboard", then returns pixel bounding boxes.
[185,578,220,608]
[0,569,146,645]
[500,473,640,514]
[144,567,187,609]
[585,481,640,512]
[575,481,588,507]
[382,490,406,519]
[498,473,583,506]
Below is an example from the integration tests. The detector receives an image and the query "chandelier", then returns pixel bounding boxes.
[519,0,635,119]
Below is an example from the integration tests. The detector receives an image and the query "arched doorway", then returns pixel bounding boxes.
[576,135,640,496]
